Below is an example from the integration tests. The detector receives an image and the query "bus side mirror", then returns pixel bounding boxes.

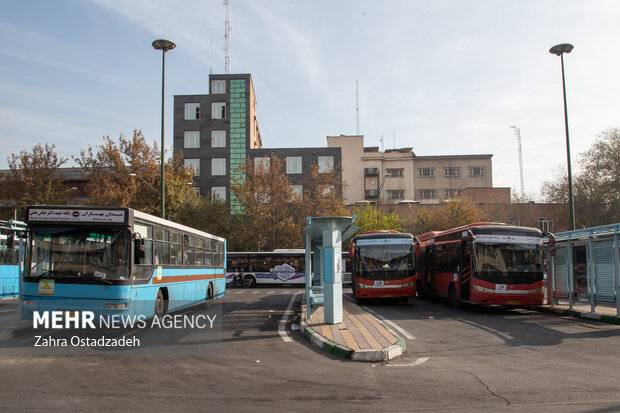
[349,243,355,259]
[134,239,146,260]
[7,234,14,250]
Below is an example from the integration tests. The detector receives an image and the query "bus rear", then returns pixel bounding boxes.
[350,231,416,300]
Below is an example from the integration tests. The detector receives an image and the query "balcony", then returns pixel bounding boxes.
[365,189,379,198]
[364,167,379,176]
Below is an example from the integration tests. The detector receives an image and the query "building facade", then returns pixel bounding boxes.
[328,135,499,205]
[174,74,340,212]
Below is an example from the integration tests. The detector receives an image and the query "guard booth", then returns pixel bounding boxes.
[546,223,620,315]
[304,216,358,324]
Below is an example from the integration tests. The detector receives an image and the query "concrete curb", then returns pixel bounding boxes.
[299,296,405,362]
[536,305,620,325]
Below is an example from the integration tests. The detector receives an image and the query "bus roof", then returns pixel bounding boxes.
[353,231,413,242]
[25,206,225,243]
[417,222,542,242]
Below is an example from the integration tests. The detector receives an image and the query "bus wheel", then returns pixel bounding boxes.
[449,285,460,309]
[244,275,256,288]
[206,283,214,302]
[155,290,166,319]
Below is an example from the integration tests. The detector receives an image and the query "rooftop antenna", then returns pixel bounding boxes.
[356,80,360,135]
[380,134,384,152]
[510,126,525,197]
[224,0,230,74]
[209,34,213,74]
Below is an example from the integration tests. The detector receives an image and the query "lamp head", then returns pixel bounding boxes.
[549,43,573,56]
[152,39,176,52]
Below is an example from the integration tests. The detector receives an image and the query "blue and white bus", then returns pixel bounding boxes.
[20,206,226,320]
[226,250,351,287]
[1,219,27,298]
[226,250,306,287]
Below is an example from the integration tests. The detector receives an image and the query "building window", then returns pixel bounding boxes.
[211,186,226,201]
[184,159,200,176]
[184,103,200,120]
[418,168,435,177]
[211,158,226,176]
[211,79,226,94]
[254,157,270,172]
[183,131,200,148]
[212,102,226,119]
[387,190,404,200]
[318,156,334,173]
[291,185,303,199]
[418,189,436,199]
[444,189,461,199]
[444,168,460,177]
[538,217,552,232]
[468,166,485,176]
[387,168,404,177]
[286,156,302,174]
[211,130,226,148]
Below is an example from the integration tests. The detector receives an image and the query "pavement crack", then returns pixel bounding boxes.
[459,369,511,406]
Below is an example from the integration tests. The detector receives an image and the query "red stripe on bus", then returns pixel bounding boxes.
[152,273,225,284]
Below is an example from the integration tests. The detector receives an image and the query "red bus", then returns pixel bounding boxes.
[350,230,416,300]
[416,223,547,308]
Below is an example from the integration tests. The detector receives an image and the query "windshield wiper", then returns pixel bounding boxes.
[29,271,56,281]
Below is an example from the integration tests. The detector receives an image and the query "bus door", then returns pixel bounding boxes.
[459,241,471,302]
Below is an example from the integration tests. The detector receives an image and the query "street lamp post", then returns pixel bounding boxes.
[549,43,575,231]
[152,39,176,219]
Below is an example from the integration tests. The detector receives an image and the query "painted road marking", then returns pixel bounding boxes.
[278,292,300,343]
[387,357,430,367]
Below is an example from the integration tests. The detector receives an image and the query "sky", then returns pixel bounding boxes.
[1,0,619,199]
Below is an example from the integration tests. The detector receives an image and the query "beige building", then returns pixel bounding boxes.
[328,135,497,205]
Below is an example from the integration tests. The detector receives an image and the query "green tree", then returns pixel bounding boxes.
[542,127,620,227]
[351,204,405,234]
[3,143,69,213]
[298,163,348,218]
[231,154,348,250]
[175,196,254,251]
[75,130,195,219]
[231,154,296,250]
[414,197,486,234]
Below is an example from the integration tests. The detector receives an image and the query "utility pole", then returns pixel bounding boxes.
[224,0,230,74]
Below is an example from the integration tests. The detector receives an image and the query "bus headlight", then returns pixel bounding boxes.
[529,287,544,294]
[22,300,35,306]
[358,283,368,289]
[402,281,415,287]
[473,285,494,293]
[104,303,128,310]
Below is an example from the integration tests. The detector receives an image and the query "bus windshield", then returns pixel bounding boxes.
[473,242,543,284]
[356,244,413,280]
[27,226,131,282]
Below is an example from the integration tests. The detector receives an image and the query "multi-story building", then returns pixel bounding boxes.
[173,74,340,212]
[328,135,496,205]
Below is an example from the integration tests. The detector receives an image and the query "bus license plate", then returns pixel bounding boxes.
[374,280,384,288]
[505,300,520,305]
[381,294,395,298]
